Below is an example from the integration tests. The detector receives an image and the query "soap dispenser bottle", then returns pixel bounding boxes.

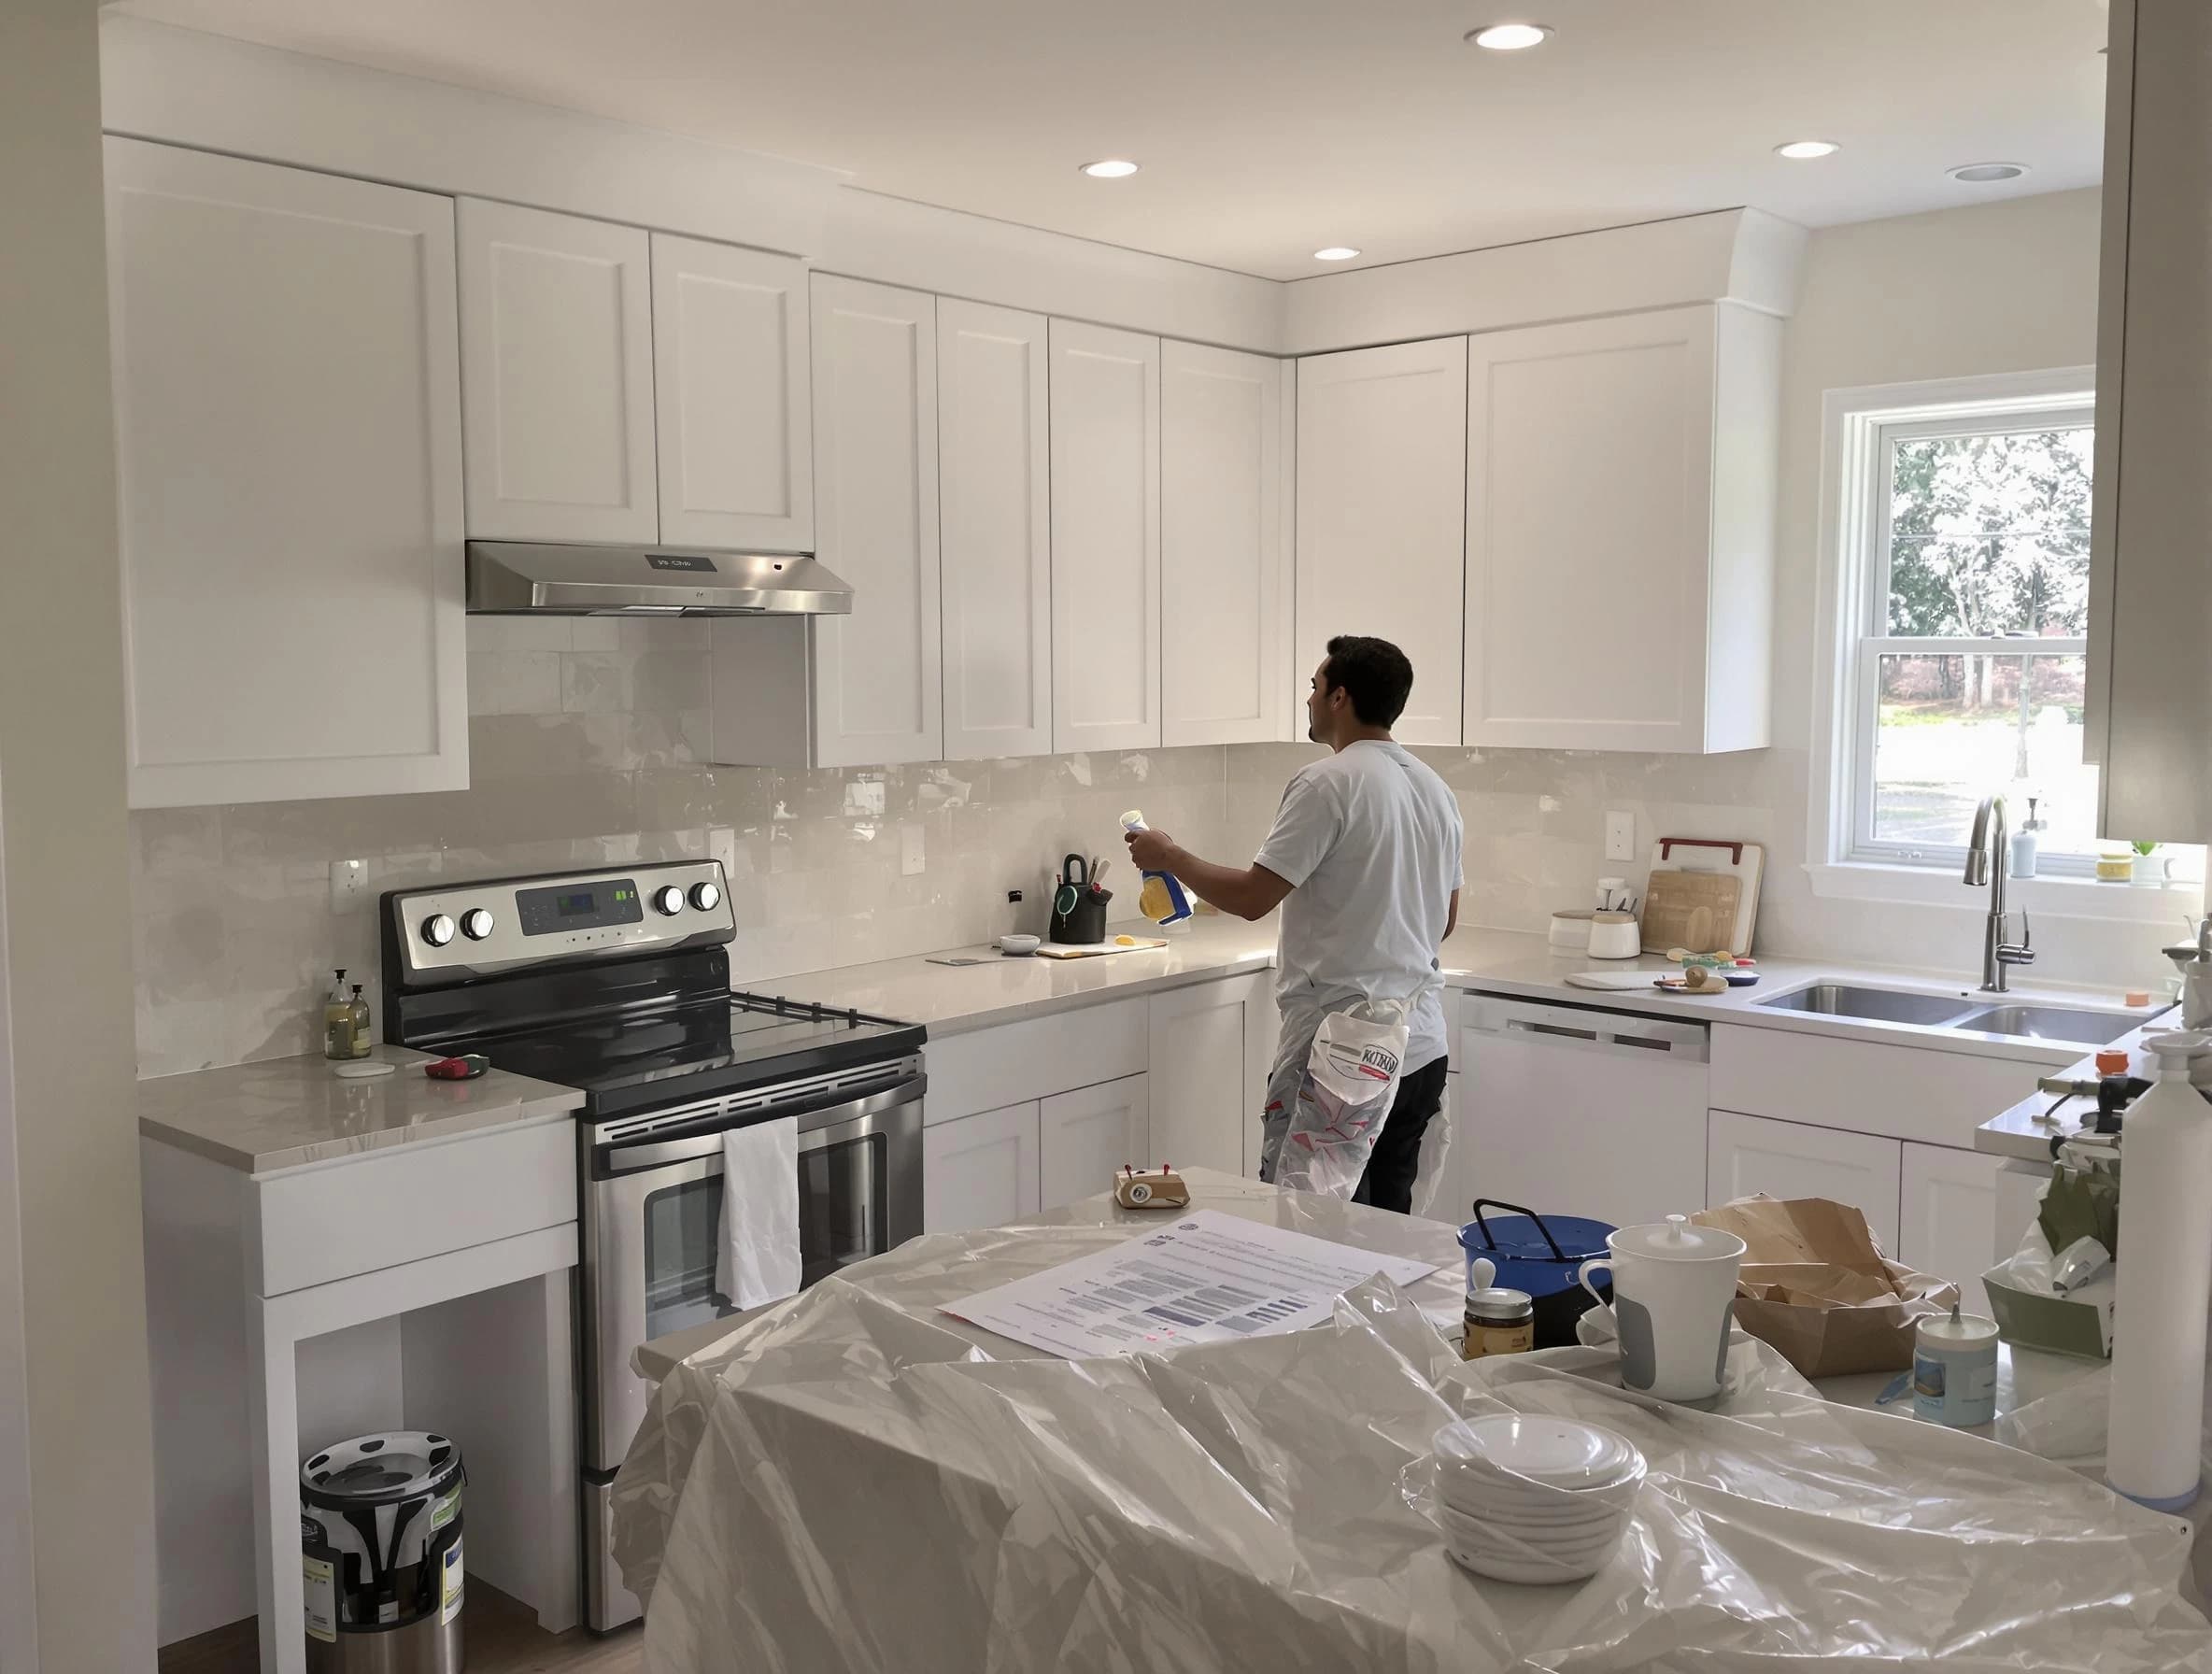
[323,970,353,1060]
[347,984,373,1059]
[2106,1029,2212,1510]
[2007,797,2042,879]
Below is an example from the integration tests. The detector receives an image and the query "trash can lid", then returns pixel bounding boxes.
[301,1431,462,1509]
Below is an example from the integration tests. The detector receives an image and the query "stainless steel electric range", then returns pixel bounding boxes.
[380,859,925,1630]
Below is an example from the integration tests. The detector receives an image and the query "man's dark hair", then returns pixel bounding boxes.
[1322,635,1414,728]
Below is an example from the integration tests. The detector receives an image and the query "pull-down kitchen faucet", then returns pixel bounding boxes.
[1964,796,2035,992]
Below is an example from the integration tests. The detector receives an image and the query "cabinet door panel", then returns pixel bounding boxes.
[939,301,1052,759]
[1162,343,1286,745]
[1147,977,1258,1177]
[1295,339,1466,746]
[809,276,942,766]
[1706,1110,1902,1256]
[923,1102,1039,1235]
[651,234,812,551]
[1051,321,1161,752]
[1040,1076,1150,1211]
[458,199,656,542]
[1899,1142,2000,1313]
[106,139,467,806]
[1465,310,1713,751]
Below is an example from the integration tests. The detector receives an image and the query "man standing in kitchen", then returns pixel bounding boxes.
[1124,635,1462,1213]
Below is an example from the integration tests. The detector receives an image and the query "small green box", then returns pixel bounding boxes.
[1982,1267,2113,1360]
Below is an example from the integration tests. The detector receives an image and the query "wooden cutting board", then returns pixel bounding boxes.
[1644,836,1765,954]
[1639,870,1742,956]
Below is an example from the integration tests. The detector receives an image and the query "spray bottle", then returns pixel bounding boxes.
[2106,1029,2212,1510]
[1118,810,1195,926]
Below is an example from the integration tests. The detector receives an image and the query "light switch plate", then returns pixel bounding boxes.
[329,858,369,913]
[1604,811,1636,862]
[900,822,926,876]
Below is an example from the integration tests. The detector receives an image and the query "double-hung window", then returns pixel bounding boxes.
[1827,373,2108,875]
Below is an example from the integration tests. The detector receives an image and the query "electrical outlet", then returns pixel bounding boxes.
[1604,811,1636,862]
[900,822,926,876]
[329,858,369,913]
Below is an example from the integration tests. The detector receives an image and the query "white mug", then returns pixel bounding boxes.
[1578,1214,1747,1402]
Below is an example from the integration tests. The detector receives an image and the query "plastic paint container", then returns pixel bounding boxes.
[1913,1306,1999,1426]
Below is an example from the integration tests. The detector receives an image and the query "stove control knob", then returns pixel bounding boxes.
[460,908,495,941]
[652,885,686,915]
[689,881,721,912]
[421,913,457,947]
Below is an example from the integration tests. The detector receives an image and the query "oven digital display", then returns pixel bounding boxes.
[517,878,645,937]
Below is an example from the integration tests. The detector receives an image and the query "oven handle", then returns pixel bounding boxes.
[600,1073,924,1174]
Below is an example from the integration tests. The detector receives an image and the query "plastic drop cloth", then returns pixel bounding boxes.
[612,1170,2212,1674]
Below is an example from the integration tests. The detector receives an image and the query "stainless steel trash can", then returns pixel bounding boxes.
[301,1431,465,1672]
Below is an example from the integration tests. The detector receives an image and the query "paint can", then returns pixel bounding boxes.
[1913,1305,1999,1426]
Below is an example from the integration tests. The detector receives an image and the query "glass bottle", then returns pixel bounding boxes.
[323,970,353,1061]
[347,984,372,1058]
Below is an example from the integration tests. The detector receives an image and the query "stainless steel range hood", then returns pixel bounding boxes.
[466,541,853,617]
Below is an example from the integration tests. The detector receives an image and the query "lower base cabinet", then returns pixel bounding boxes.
[1040,1076,1152,1208]
[1897,1141,2001,1313]
[923,1101,1042,1234]
[1705,1108,1903,1256]
[1148,972,1269,1177]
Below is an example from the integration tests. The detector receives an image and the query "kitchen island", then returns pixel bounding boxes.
[614,1169,2211,1673]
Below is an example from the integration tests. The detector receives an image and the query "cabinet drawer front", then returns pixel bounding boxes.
[924,1000,1147,1124]
[255,1122,574,1296]
[1710,1024,2046,1150]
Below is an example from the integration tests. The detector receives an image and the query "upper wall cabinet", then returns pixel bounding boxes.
[939,300,1053,761]
[1463,305,1779,754]
[456,199,658,543]
[1296,339,1468,746]
[106,139,469,808]
[1050,321,1162,754]
[649,234,813,551]
[1162,343,1291,745]
[705,277,941,767]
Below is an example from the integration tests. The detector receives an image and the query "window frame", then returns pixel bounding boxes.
[1815,367,2099,882]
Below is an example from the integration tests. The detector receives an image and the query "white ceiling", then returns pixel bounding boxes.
[114,0,2108,281]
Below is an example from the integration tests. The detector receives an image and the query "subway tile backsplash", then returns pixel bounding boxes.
[129,618,1232,1077]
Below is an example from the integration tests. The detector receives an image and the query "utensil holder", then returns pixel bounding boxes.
[1051,891,1110,945]
[1587,912,1641,960]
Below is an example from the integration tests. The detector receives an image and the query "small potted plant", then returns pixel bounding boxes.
[2133,840,2176,887]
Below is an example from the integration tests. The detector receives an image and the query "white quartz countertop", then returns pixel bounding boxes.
[1975,1020,2197,1164]
[763,913,2161,1066]
[137,1045,585,1174]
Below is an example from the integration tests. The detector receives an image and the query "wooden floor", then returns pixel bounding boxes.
[158,1581,644,1673]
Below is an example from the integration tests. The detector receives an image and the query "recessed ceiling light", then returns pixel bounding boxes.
[1466,21,1553,50]
[1079,159,1139,179]
[1774,140,1839,160]
[1313,247,1361,262]
[1947,161,2029,183]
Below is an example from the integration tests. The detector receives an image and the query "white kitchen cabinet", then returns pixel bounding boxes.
[105,139,469,808]
[923,1102,1041,1235]
[1050,320,1162,752]
[1039,1074,1150,1211]
[456,199,657,543]
[1148,973,1268,1178]
[1295,338,1467,746]
[938,300,1053,759]
[704,277,940,767]
[648,234,812,552]
[1706,1110,1901,1256]
[1463,305,1778,753]
[1161,343,1289,745]
[1455,997,1709,1230]
[1246,981,1282,1180]
[1898,1142,2000,1312]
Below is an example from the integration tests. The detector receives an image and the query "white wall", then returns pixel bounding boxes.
[0,0,160,1668]
[1236,188,2182,994]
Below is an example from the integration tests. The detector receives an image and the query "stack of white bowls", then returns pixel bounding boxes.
[1426,1414,1645,1585]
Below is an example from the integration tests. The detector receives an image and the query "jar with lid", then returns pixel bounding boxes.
[1462,1286,1536,1360]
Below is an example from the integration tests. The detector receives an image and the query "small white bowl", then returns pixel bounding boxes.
[998,933,1041,956]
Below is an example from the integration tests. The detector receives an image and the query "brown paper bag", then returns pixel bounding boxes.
[1694,1196,1960,1379]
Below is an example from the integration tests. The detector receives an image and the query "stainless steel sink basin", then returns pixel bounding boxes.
[1951,1003,2140,1046]
[1755,984,1978,1026]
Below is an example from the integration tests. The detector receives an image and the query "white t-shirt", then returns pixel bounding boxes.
[1255,739,1465,1073]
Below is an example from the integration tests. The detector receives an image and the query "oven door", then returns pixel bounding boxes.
[581,1066,924,1474]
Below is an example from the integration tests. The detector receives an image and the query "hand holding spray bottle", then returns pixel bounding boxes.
[1119,810,1195,926]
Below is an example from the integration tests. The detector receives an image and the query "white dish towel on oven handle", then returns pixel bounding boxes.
[716,1116,803,1310]
[1271,998,1411,1199]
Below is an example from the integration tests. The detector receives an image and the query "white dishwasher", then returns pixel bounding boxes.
[1453,992,1710,1231]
